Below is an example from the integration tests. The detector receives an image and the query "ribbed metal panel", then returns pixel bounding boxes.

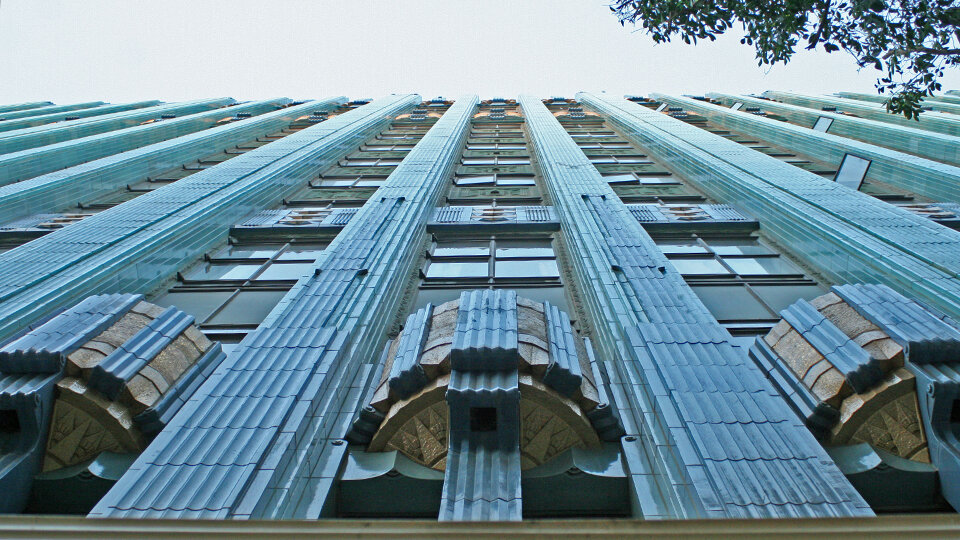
[0,97,293,186]
[708,92,960,165]
[439,436,522,521]
[655,93,960,201]
[0,99,341,223]
[0,100,163,134]
[833,283,960,363]
[765,91,960,137]
[748,339,839,440]
[451,289,519,371]
[520,95,870,519]
[542,300,582,397]
[0,102,104,122]
[92,95,476,519]
[780,300,882,393]
[835,92,960,116]
[581,92,960,322]
[0,99,233,155]
[0,95,417,343]
[388,304,432,399]
[0,293,142,374]
[133,343,227,438]
[0,102,53,115]
[88,306,195,400]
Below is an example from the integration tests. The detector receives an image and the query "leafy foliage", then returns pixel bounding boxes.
[609,0,960,119]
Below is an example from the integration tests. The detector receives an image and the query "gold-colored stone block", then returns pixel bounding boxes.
[830,368,928,462]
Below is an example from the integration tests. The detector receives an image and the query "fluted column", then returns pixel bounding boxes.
[519,95,870,519]
[91,95,478,519]
[581,92,960,322]
[0,94,417,342]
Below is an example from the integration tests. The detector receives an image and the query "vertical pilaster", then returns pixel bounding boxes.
[0,99,237,154]
[652,93,960,202]
[91,95,479,519]
[519,95,871,518]
[0,94,417,343]
[580,92,960,322]
[707,92,960,165]
[763,91,960,136]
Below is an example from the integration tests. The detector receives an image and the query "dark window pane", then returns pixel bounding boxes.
[658,242,709,255]
[689,285,772,321]
[752,284,825,313]
[456,175,496,186]
[668,258,730,275]
[207,290,288,326]
[254,262,316,281]
[604,174,637,184]
[724,257,802,276]
[183,263,260,281]
[517,286,569,313]
[708,240,773,256]
[434,242,490,257]
[154,290,233,323]
[495,241,554,258]
[638,176,680,185]
[494,259,560,278]
[212,244,279,260]
[496,176,536,186]
[318,178,356,187]
[425,261,489,278]
[279,244,326,261]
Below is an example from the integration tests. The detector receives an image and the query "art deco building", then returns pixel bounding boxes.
[1,91,960,529]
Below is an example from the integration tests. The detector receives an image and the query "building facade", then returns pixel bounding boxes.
[0,92,959,521]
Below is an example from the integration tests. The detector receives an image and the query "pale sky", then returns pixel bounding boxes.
[2,0,959,104]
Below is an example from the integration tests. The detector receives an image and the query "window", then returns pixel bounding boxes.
[834,154,871,190]
[812,116,834,132]
[602,173,680,185]
[656,235,824,336]
[467,143,526,150]
[341,158,402,167]
[454,174,536,187]
[153,240,327,343]
[461,156,531,166]
[417,235,566,311]
[589,155,652,165]
[315,175,387,188]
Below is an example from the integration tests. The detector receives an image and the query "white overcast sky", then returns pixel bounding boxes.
[2,0,959,104]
